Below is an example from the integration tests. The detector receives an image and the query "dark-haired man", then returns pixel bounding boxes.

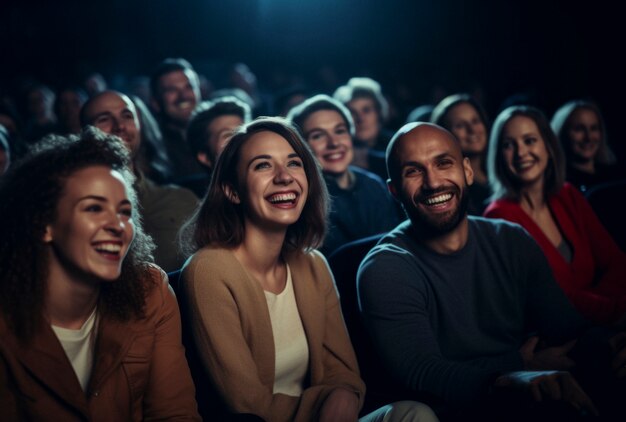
[150,58,205,181]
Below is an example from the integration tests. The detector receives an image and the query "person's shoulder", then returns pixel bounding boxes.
[483,197,519,217]
[361,221,414,264]
[183,247,236,273]
[139,263,176,313]
[351,165,386,187]
[469,216,534,247]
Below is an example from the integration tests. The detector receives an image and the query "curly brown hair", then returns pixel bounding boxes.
[0,126,156,342]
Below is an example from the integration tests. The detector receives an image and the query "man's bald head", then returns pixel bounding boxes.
[386,122,462,187]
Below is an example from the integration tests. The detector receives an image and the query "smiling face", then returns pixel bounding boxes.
[154,69,200,127]
[83,91,141,157]
[229,131,309,231]
[565,107,602,163]
[445,102,487,156]
[390,124,473,235]
[301,109,353,177]
[501,115,550,189]
[44,166,135,282]
[347,97,380,145]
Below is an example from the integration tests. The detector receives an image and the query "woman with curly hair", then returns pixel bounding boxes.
[0,127,199,420]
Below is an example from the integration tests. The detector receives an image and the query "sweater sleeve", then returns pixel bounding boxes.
[143,268,201,421]
[299,252,365,409]
[357,246,516,407]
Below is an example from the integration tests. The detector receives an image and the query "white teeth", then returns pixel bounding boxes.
[325,153,343,160]
[516,161,534,170]
[424,193,452,205]
[268,193,296,203]
[95,243,121,253]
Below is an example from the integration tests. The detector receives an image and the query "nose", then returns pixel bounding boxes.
[105,213,125,235]
[273,166,294,185]
[422,168,443,190]
[513,141,526,158]
[112,116,125,135]
[327,133,340,148]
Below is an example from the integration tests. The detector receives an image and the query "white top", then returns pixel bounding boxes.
[264,264,309,396]
[51,307,98,391]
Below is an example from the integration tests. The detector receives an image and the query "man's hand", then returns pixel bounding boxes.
[609,331,626,378]
[494,371,598,417]
[519,336,576,371]
[318,388,360,422]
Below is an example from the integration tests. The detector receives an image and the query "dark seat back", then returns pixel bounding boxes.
[327,233,416,414]
[584,179,626,251]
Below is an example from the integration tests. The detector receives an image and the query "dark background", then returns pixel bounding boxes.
[2,0,624,155]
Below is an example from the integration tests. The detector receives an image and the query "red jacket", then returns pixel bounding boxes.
[0,267,200,421]
[484,183,626,324]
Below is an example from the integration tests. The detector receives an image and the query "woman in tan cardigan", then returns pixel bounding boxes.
[181,117,437,422]
[0,128,199,421]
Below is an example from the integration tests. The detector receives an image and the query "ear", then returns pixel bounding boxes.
[43,225,53,243]
[223,183,241,204]
[463,157,474,186]
[387,179,398,200]
[196,152,212,169]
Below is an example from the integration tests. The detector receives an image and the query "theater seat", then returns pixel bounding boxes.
[328,233,417,415]
[584,179,626,251]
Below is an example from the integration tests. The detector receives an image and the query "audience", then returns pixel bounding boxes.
[81,90,199,272]
[551,100,624,192]
[358,122,626,421]
[484,105,626,325]
[288,94,400,255]
[0,55,624,421]
[0,128,199,420]
[180,117,438,421]
[431,94,491,215]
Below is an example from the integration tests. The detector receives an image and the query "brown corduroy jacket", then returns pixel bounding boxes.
[0,267,200,421]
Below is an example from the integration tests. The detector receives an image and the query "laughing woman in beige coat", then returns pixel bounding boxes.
[181,117,438,422]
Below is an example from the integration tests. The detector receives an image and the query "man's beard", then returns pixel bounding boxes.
[403,184,470,238]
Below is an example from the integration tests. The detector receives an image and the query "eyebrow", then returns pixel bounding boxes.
[78,195,131,206]
[247,153,300,168]
[401,152,456,168]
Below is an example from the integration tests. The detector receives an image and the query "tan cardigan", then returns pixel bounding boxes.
[181,248,365,421]
[0,267,200,421]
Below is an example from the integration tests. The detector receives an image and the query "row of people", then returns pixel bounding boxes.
[0,123,437,421]
[2,117,625,420]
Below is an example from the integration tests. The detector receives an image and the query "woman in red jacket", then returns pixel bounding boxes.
[484,105,626,325]
[0,128,199,420]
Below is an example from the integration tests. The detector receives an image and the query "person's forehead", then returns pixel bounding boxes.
[397,126,459,159]
[159,69,192,87]
[88,92,134,116]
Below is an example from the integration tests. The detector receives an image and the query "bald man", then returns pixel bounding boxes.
[356,123,620,420]
[81,91,199,272]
